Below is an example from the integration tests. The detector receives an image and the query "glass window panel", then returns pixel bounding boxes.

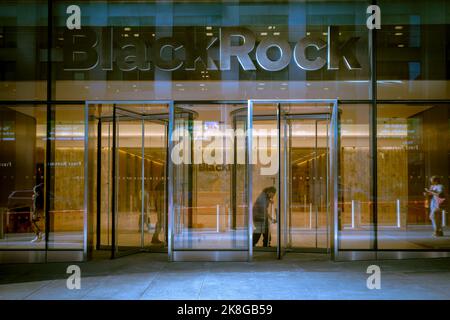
[0,1,47,100]
[0,105,46,249]
[338,104,373,250]
[48,105,85,250]
[377,0,450,99]
[377,104,450,249]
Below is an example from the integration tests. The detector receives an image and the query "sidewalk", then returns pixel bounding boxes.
[1,253,450,300]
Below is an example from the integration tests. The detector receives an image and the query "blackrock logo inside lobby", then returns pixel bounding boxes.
[0,0,449,263]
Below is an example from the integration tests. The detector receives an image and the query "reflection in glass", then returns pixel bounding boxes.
[377,104,450,249]
[338,104,373,250]
[172,104,248,250]
[94,104,169,255]
[0,106,46,249]
[48,106,85,250]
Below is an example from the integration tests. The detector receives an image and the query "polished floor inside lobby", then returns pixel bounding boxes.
[1,252,450,300]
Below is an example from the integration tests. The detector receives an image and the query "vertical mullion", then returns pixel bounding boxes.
[96,118,102,250]
[141,118,145,249]
[167,102,175,261]
[44,0,53,258]
[277,103,281,259]
[315,120,318,249]
[111,105,117,258]
[369,0,378,252]
[247,100,253,262]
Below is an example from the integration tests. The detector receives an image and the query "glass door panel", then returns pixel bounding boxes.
[285,116,329,251]
[115,113,142,253]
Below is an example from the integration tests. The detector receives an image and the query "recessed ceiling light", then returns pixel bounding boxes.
[206,26,212,30]
[398,44,405,48]
[206,33,213,36]
[260,32,268,36]
[395,26,403,30]
[273,32,280,36]
[124,27,131,31]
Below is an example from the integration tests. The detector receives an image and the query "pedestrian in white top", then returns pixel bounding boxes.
[424,176,445,237]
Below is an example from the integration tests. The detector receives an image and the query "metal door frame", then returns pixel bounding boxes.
[247,99,339,261]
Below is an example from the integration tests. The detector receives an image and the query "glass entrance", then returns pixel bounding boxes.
[248,100,339,259]
[284,115,330,252]
[86,100,338,261]
[169,103,251,261]
[87,102,173,258]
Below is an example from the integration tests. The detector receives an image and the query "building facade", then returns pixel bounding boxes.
[0,0,449,263]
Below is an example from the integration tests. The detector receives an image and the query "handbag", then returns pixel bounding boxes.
[437,196,446,206]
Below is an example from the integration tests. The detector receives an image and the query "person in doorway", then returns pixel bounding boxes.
[151,179,165,245]
[424,176,446,237]
[253,186,277,247]
[31,183,44,243]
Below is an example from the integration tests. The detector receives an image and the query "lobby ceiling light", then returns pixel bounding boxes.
[260,32,268,36]
[124,27,131,31]
[206,26,212,30]
[398,44,405,48]
[134,33,139,37]
[395,25,403,30]
[395,32,403,36]
[306,32,311,36]
[124,34,129,37]
[322,32,328,36]
[268,26,273,30]
[273,32,280,36]
[206,32,213,36]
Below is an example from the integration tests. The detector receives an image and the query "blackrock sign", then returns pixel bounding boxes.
[63,26,362,73]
